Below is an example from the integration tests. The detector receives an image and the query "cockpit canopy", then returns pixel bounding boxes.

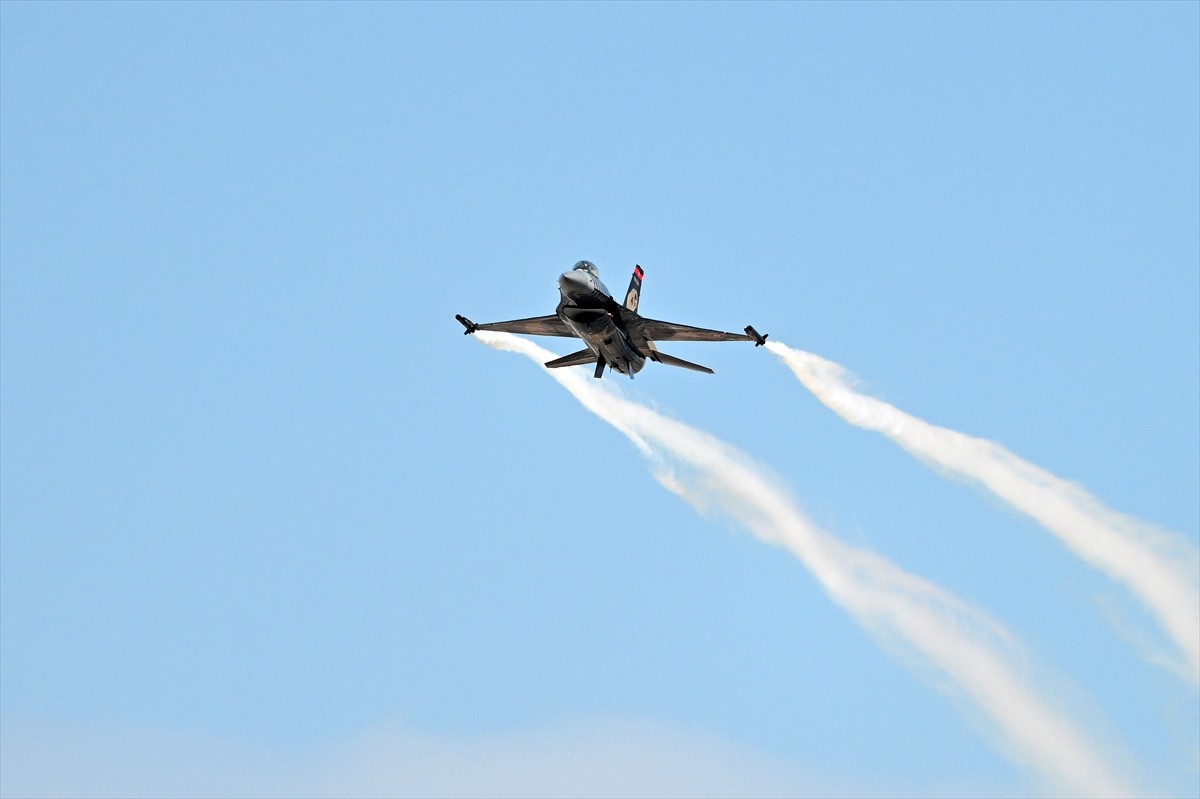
[572,260,600,279]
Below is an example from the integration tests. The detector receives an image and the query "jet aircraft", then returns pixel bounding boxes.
[456,261,767,378]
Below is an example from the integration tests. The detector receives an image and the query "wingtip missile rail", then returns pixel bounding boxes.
[456,314,479,335]
[745,325,769,346]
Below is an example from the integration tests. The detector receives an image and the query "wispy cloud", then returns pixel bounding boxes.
[767,342,1200,685]
[476,332,1139,798]
[0,716,872,799]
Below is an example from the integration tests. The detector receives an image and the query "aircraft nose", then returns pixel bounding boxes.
[558,270,589,296]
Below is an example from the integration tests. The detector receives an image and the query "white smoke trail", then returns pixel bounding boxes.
[767,342,1200,686]
[475,331,1138,798]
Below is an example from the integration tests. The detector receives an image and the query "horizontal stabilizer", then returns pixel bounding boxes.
[649,349,715,375]
[544,348,599,369]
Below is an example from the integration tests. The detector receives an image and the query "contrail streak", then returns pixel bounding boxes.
[475,331,1137,798]
[766,342,1200,686]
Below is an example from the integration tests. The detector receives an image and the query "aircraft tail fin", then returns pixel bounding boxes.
[544,348,599,370]
[649,348,715,375]
[623,265,644,312]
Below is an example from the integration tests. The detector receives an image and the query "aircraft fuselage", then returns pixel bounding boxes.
[555,268,645,376]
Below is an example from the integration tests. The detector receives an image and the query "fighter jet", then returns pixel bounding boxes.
[456,261,768,378]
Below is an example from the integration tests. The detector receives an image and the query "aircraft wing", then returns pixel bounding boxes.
[636,317,754,343]
[469,314,575,337]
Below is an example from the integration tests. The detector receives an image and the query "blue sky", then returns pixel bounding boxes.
[1,2,1197,797]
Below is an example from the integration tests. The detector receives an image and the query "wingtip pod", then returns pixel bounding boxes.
[456,314,479,335]
[745,325,768,346]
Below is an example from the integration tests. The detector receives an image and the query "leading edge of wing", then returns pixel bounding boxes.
[637,317,754,343]
[474,314,574,337]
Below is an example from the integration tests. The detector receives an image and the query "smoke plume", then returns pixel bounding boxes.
[766,342,1200,685]
[475,331,1137,798]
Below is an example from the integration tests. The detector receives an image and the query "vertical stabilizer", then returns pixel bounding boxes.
[624,265,644,312]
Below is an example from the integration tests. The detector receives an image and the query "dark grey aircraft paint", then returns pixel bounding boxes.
[457,262,767,378]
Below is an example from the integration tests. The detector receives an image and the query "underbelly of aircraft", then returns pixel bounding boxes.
[558,305,645,375]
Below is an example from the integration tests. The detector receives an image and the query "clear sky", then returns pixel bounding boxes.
[2,2,1197,797]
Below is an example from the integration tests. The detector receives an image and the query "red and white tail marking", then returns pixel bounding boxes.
[624,265,644,312]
